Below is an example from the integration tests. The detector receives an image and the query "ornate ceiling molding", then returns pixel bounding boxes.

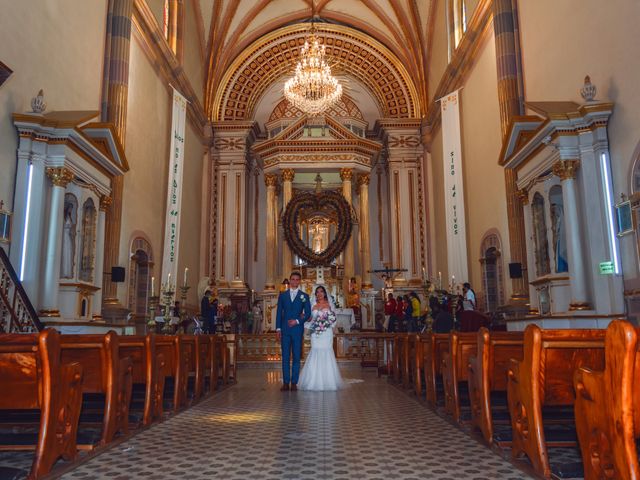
[212,23,421,123]
[268,94,365,123]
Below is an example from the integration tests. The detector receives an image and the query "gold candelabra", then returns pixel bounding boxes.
[177,285,190,334]
[147,295,160,333]
[161,282,176,334]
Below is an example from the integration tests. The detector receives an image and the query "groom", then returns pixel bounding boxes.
[276,271,311,391]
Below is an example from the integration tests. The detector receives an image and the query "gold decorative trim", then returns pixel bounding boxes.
[408,170,417,275]
[46,167,74,188]
[377,167,384,262]
[212,23,420,121]
[235,173,241,279]
[356,173,370,188]
[220,173,227,279]
[394,171,402,269]
[281,169,295,182]
[569,301,591,311]
[39,309,60,317]
[99,195,113,211]
[552,160,580,181]
[254,172,259,263]
[339,168,353,182]
[264,173,278,187]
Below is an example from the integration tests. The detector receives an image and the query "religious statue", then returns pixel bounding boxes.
[346,277,360,307]
[550,203,568,273]
[79,200,96,281]
[61,202,75,278]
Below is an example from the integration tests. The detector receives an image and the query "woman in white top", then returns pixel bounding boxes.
[462,282,476,311]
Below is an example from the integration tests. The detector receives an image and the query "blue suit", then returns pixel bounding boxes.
[276,289,311,385]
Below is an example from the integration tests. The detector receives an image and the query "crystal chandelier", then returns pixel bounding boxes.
[284,24,342,115]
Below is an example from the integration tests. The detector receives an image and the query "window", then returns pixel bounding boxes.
[447,0,468,58]
[128,237,154,319]
[480,233,505,313]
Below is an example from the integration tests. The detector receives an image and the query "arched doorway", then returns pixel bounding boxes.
[480,233,505,313]
[128,237,154,319]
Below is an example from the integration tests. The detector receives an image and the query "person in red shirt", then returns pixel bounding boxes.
[392,294,404,332]
[383,293,397,332]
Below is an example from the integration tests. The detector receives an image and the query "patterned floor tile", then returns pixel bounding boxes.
[2,367,539,479]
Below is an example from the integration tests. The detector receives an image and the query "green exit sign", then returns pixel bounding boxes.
[599,261,615,275]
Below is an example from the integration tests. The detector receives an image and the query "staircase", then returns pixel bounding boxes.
[0,247,43,333]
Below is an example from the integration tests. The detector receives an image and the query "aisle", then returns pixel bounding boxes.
[62,368,533,480]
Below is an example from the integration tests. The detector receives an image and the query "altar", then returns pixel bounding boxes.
[334,308,355,333]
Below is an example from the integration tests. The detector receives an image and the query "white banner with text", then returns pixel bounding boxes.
[440,89,469,287]
[161,88,187,291]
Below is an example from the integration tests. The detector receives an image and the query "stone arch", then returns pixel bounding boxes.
[479,230,505,312]
[213,23,421,122]
[128,234,154,318]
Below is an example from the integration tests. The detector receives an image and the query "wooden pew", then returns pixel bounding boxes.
[441,331,477,423]
[208,335,220,392]
[574,320,640,480]
[156,335,188,413]
[59,332,132,447]
[423,332,449,408]
[414,334,425,396]
[118,334,165,426]
[507,325,605,478]
[468,328,524,444]
[181,335,203,404]
[0,329,83,479]
[220,334,237,385]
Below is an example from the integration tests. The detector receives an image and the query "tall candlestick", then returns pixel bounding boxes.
[183,267,188,287]
[167,272,171,288]
[438,271,442,289]
[151,276,155,296]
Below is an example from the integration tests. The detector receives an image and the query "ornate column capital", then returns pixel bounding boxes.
[264,173,278,187]
[516,188,530,205]
[281,168,295,182]
[339,168,353,182]
[356,173,370,188]
[45,167,74,188]
[552,160,580,181]
[99,195,113,211]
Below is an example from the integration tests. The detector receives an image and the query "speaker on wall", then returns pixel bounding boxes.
[111,266,126,283]
[508,263,523,279]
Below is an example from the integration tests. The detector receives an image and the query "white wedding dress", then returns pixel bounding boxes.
[298,308,345,391]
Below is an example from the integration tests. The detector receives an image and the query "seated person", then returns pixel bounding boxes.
[430,298,454,333]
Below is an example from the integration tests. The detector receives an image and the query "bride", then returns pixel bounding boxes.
[298,286,345,391]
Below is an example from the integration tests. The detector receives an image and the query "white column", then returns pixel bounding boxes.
[41,167,74,316]
[92,195,111,317]
[553,160,590,310]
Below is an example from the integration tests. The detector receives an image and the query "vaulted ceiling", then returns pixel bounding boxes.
[199,0,432,121]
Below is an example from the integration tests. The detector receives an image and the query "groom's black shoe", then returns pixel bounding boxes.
[280,383,290,391]
[291,384,298,391]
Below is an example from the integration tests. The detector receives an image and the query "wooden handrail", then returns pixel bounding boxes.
[0,246,42,332]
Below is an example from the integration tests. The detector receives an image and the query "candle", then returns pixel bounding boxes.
[151,276,155,296]
[422,266,426,280]
[183,267,188,287]
[167,273,171,287]
[451,275,455,289]
[438,271,442,288]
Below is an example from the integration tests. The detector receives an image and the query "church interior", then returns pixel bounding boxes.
[1,0,639,478]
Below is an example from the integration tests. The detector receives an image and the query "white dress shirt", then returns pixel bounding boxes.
[289,288,299,302]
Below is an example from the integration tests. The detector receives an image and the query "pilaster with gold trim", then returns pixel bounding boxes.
[264,173,278,290]
[552,160,590,310]
[92,195,112,318]
[281,168,295,278]
[41,167,75,316]
[357,173,373,289]
[340,168,355,291]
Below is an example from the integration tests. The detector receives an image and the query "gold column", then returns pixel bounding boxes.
[357,173,372,289]
[264,174,278,290]
[493,0,528,303]
[101,0,133,306]
[281,169,295,278]
[340,168,354,291]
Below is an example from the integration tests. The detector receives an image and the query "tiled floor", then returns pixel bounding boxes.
[55,367,534,480]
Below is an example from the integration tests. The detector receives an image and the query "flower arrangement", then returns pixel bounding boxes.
[308,309,337,336]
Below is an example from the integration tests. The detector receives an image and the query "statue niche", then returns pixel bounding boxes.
[79,198,97,282]
[60,194,78,279]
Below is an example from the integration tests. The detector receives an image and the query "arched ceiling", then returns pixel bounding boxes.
[211,23,421,122]
[201,0,430,121]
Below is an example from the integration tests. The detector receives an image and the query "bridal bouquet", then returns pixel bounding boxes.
[309,310,337,336]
